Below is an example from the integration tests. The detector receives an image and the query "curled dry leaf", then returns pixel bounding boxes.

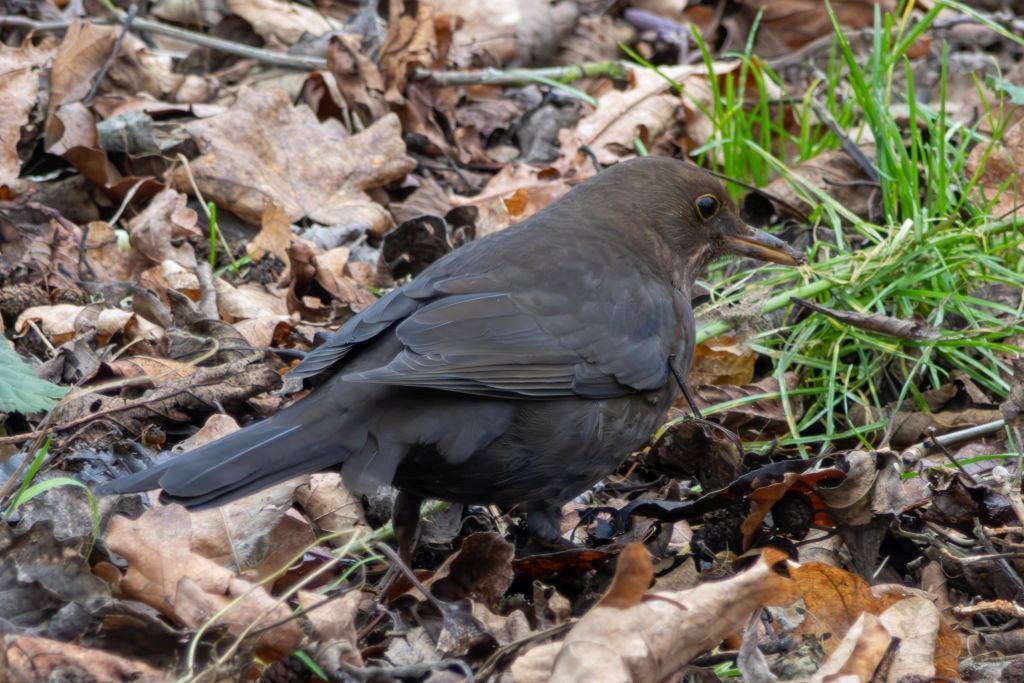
[689,335,756,386]
[213,278,288,322]
[173,88,416,233]
[596,543,653,609]
[285,238,376,318]
[379,0,440,104]
[1,634,168,683]
[15,304,160,346]
[511,548,791,683]
[247,203,293,263]
[294,472,372,542]
[128,189,201,270]
[105,503,301,658]
[298,588,364,667]
[452,164,576,236]
[0,38,57,183]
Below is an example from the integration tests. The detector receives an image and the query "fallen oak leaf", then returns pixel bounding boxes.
[510,548,792,683]
[172,88,415,235]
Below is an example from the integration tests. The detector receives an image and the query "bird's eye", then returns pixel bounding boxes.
[695,194,720,221]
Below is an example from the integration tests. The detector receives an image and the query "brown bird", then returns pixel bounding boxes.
[97,157,803,557]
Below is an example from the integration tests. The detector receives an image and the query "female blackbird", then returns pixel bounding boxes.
[97,157,803,555]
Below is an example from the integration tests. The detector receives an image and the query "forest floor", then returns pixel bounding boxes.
[2,0,1024,681]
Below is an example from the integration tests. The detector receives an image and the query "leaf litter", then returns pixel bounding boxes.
[1,1,1023,681]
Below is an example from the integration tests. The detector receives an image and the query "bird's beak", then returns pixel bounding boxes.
[724,225,805,266]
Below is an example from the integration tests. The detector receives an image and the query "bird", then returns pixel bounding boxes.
[96,157,804,558]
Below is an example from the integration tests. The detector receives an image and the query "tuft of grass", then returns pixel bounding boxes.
[2,436,101,552]
[638,2,1024,453]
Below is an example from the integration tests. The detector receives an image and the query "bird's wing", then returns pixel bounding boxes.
[342,265,684,399]
[287,287,421,382]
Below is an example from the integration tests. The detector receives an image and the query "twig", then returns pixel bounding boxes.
[2,12,329,70]
[954,599,1024,620]
[413,61,630,87]
[901,418,1007,464]
[84,4,136,105]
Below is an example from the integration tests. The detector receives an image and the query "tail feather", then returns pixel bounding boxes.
[96,394,350,509]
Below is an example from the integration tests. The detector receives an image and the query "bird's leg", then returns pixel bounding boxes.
[392,490,424,565]
[526,500,571,549]
[668,355,702,419]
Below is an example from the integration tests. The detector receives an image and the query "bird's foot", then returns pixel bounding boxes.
[524,501,574,552]
[393,491,424,565]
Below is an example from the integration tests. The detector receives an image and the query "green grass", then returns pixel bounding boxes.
[643,1,1024,454]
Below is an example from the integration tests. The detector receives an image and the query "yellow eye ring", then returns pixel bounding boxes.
[695,194,720,221]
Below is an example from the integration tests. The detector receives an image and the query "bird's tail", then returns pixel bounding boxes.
[95,392,350,510]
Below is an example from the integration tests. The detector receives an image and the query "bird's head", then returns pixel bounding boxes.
[578,157,806,275]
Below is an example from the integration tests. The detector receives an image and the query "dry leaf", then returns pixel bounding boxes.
[15,304,158,346]
[44,21,115,154]
[226,0,333,44]
[294,472,372,541]
[1,634,168,683]
[596,543,653,609]
[689,335,756,386]
[105,503,302,658]
[128,189,201,270]
[0,38,57,183]
[511,548,791,683]
[248,203,293,262]
[452,164,575,236]
[213,278,289,322]
[435,0,579,68]
[173,88,415,232]
[965,117,1024,217]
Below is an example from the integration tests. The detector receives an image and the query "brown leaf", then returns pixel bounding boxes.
[225,0,332,44]
[213,278,288,322]
[1,634,168,683]
[694,373,803,438]
[294,472,372,542]
[966,117,1024,216]
[105,503,302,658]
[597,543,653,609]
[248,203,293,263]
[285,238,376,318]
[15,304,159,346]
[379,0,440,104]
[452,164,576,236]
[422,532,515,607]
[689,335,756,386]
[760,147,877,220]
[767,560,957,676]
[325,35,388,126]
[737,0,895,56]
[128,189,201,270]
[0,38,56,183]
[436,0,579,68]
[44,21,115,154]
[511,548,792,683]
[173,89,415,232]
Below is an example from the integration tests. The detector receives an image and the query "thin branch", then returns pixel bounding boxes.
[413,61,630,87]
